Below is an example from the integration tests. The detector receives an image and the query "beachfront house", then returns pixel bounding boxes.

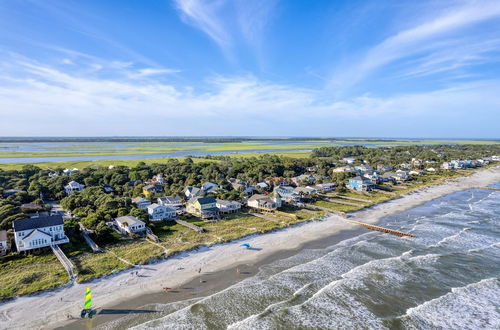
[395,170,410,182]
[13,215,69,252]
[294,186,319,196]
[216,199,241,213]
[315,183,337,192]
[0,230,9,256]
[64,181,85,195]
[247,194,282,211]
[115,216,146,235]
[147,203,177,221]
[347,176,374,192]
[186,196,219,219]
[157,195,184,210]
[274,186,301,203]
[132,197,151,209]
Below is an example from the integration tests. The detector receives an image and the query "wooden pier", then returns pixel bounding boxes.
[344,219,414,237]
[472,186,500,191]
[175,219,205,233]
[51,244,76,279]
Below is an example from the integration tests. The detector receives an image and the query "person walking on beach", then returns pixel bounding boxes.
[198,268,201,274]
[236,268,240,275]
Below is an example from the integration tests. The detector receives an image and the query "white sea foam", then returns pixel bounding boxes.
[401,277,500,329]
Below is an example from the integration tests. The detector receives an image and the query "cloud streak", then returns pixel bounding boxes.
[174,0,277,60]
[1,53,499,137]
[330,0,500,91]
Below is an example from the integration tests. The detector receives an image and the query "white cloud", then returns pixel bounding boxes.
[0,55,499,137]
[330,0,500,90]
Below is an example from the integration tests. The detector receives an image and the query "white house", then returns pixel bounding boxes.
[315,183,337,192]
[0,230,8,256]
[63,168,79,176]
[64,181,85,195]
[13,215,69,252]
[216,199,241,213]
[247,194,282,211]
[256,182,269,189]
[274,186,301,203]
[184,186,203,199]
[157,195,184,209]
[115,216,146,235]
[132,197,151,209]
[147,203,177,221]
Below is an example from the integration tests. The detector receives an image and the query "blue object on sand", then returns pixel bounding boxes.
[240,243,251,248]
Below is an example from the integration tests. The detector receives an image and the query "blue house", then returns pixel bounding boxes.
[347,176,374,191]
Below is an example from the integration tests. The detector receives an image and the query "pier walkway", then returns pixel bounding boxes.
[343,219,414,237]
[175,219,205,233]
[472,186,500,191]
[51,244,76,279]
[79,222,101,252]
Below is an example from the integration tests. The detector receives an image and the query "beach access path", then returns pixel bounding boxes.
[1,165,499,330]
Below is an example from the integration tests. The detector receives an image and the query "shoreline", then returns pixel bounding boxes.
[1,165,499,330]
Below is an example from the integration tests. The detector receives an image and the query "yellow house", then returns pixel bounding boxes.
[143,184,156,198]
[186,196,219,219]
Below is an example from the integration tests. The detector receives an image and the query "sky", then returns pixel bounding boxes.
[0,0,499,138]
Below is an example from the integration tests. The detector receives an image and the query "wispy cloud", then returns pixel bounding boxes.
[330,0,500,91]
[1,53,499,137]
[174,0,277,61]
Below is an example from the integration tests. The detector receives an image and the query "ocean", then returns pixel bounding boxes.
[97,186,500,330]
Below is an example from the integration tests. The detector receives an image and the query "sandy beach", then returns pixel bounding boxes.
[1,165,499,330]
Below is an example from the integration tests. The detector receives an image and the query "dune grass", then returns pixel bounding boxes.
[0,253,68,300]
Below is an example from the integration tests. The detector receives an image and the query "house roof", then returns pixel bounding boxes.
[115,216,144,226]
[158,195,182,203]
[0,230,7,241]
[216,199,240,206]
[65,181,83,188]
[248,194,275,203]
[132,197,150,204]
[189,196,216,205]
[147,203,162,210]
[13,215,64,232]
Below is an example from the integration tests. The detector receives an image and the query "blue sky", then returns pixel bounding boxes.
[0,0,499,138]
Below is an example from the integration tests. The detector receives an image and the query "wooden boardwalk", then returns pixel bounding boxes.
[472,186,500,191]
[175,219,205,233]
[51,245,76,279]
[344,219,414,237]
[326,199,362,207]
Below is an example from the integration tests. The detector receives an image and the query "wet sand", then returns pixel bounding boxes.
[57,227,367,329]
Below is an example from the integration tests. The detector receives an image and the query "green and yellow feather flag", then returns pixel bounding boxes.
[84,288,92,310]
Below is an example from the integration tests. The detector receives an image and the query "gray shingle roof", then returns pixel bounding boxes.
[13,215,64,232]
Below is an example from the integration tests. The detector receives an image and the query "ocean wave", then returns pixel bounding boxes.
[398,277,500,329]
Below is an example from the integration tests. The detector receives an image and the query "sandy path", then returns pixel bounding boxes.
[1,165,499,330]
